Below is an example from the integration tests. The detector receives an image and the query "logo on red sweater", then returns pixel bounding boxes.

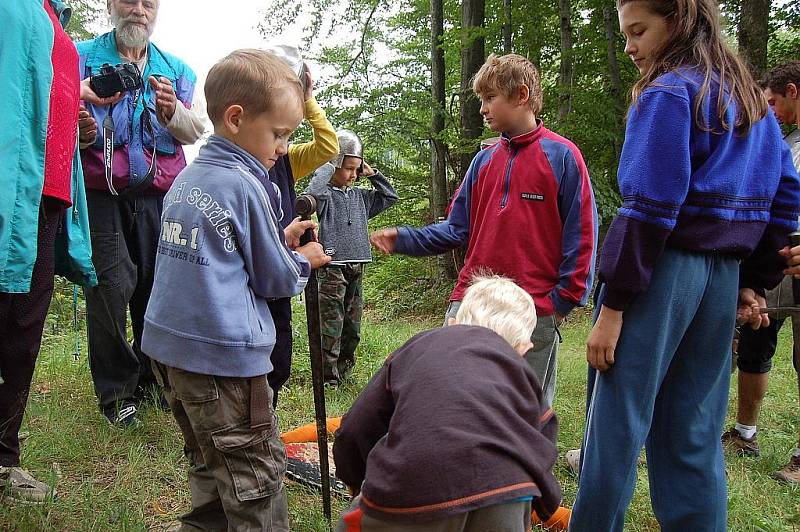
[521,192,545,201]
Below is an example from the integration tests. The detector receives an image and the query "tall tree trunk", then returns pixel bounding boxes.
[738,0,771,77]
[430,0,457,280]
[459,0,486,179]
[503,0,513,53]
[557,0,574,121]
[603,2,625,167]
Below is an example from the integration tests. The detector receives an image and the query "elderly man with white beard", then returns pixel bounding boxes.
[77,0,205,427]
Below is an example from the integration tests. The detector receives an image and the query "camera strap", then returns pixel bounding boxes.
[102,107,118,196]
[101,97,158,196]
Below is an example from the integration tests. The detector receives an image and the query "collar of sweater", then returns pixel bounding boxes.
[196,135,270,181]
[500,120,545,149]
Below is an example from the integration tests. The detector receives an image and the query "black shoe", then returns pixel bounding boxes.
[104,401,141,428]
[323,378,340,388]
[337,358,355,382]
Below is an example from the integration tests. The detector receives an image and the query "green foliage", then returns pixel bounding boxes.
[64,0,105,40]
[266,0,799,307]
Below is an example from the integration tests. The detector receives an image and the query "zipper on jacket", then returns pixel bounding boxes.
[500,147,518,209]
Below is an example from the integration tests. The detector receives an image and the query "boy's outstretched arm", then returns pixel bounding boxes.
[370,154,486,256]
[552,147,598,318]
[286,67,340,179]
[333,357,396,490]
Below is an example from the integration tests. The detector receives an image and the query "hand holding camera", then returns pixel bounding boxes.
[79,78,123,106]
[89,62,143,98]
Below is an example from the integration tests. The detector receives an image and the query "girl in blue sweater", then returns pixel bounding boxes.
[570,1,800,530]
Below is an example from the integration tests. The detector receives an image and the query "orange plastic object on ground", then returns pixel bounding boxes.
[280,417,342,443]
[532,506,571,530]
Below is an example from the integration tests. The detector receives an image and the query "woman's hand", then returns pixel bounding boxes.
[586,306,623,372]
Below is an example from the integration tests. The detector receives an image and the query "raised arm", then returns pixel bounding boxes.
[359,163,399,218]
[287,67,339,179]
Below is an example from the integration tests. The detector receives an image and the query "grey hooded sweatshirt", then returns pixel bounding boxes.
[142,135,310,378]
[305,163,398,264]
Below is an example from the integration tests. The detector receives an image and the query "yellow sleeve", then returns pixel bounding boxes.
[287,98,340,181]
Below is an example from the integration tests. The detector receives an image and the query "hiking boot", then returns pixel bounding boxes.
[104,401,141,428]
[773,455,800,484]
[337,358,356,382]
[0,466,56,503]
[721,427,760,457]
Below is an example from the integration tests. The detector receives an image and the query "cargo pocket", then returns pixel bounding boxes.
[169,368,219,403]
[211,422,286,501]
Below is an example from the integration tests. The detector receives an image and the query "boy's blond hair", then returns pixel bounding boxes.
[455,274,537,349]
[205,49,303,126]
[472,54,542,115]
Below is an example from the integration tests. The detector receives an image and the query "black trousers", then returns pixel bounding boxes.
[83,190,162,409]
[267,297,293,407]
[0,198,63,466]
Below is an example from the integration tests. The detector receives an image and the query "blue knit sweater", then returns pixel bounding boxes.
[601,68,800,310]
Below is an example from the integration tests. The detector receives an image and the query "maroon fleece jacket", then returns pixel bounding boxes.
[333,325,561,524]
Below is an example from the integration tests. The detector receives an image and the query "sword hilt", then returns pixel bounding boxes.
[295,194,317,246]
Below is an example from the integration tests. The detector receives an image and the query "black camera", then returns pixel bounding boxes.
[89,62,143,98]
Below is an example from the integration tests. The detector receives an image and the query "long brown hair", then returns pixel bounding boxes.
[618,0,767,133]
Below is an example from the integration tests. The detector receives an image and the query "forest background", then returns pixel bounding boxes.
[66,0,800,318]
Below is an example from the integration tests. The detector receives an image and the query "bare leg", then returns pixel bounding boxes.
[736,371,769,426]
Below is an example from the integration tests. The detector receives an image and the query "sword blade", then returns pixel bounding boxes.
[758,307,800,314]
[301,229,332,524]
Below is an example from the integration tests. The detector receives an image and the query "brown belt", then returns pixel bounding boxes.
[250,375,271,430]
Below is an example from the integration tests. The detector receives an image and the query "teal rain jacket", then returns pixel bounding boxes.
[0,0,97,293]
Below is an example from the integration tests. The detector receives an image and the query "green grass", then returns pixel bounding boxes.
[2,302,799,530]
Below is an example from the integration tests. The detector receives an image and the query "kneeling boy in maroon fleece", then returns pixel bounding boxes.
[333,276,561,532]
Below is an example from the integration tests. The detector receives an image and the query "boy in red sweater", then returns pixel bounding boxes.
[371,54,598,407]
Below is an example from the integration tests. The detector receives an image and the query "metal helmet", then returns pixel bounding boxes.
[264,44,308,93]
[330,130,363,168]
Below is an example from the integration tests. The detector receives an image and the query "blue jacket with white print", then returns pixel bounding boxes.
[142,135,310,377]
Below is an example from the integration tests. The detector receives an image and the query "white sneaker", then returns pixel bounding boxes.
[0,466,56,503]
[565,449,581,475]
